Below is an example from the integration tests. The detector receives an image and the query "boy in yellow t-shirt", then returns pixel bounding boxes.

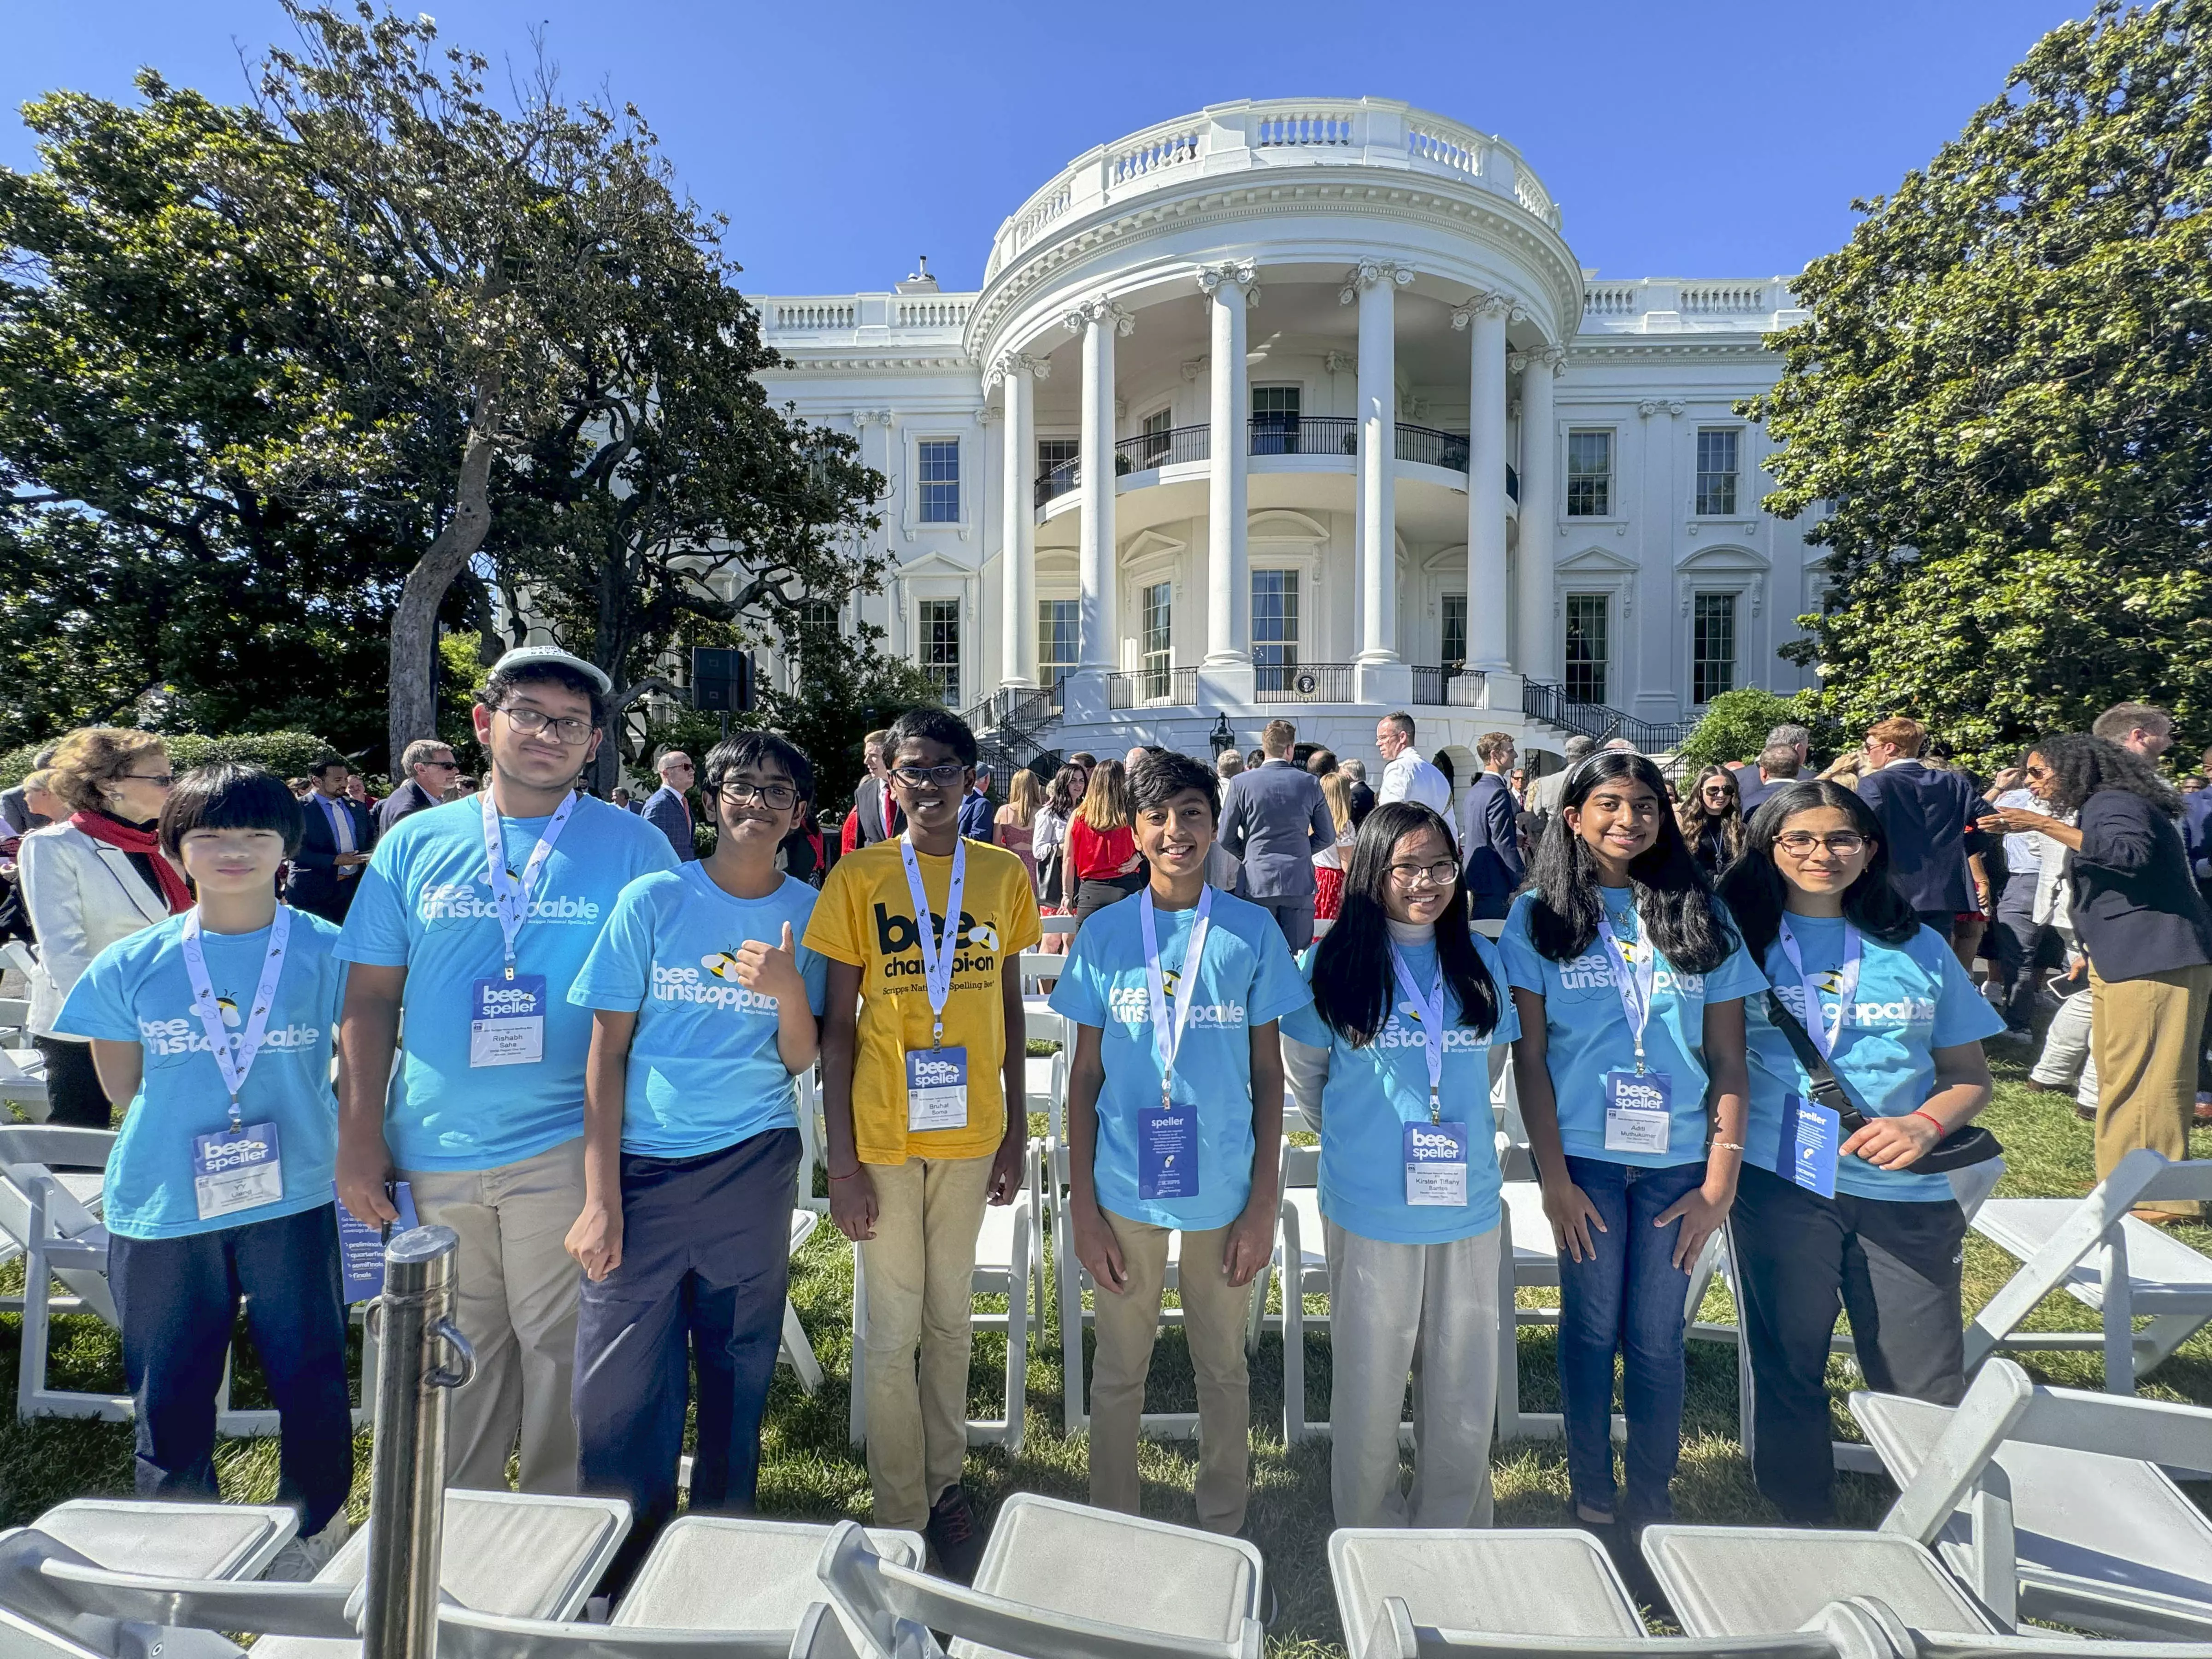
[806,707,1040,1579]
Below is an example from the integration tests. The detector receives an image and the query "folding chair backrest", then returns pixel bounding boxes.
[26,1500,300,1581]
[1040,916,1077,938]
[0,1127,115,1182]
[4,939,39,977]
[817,1523,1264,1659]
[2136,1159,2212,1210]
[1281,1140,1318,1192]
[1359,1595,1893,1659]
[285,1491,629,1618]
[1328,1530,1644,1647]
[615,1516,924,1632]
[435,1604,795,1659]
[0,1529,344,1659]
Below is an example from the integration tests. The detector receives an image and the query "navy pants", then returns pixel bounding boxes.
[106,1204,354,1536]
[574,1127,801,1588]
[1556,1154,1704,1524]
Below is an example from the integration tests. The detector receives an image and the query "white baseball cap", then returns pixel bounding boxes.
[488,645,612,697]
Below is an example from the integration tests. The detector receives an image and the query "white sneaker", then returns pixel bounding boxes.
[263,1513,350,1582]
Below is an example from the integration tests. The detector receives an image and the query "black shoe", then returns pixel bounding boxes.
[926,1485,985,1584]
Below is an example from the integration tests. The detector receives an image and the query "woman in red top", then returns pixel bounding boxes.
[1068,759,1144,934]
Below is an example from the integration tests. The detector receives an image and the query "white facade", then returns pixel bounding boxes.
[754,98,1818,770]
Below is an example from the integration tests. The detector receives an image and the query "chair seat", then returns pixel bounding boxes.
[1329,1529,1643,1642]
[1853,1390,2212,1611]
[1502,1184,1559,1284]
[1640,1525,1994,1637]
[976,1201,1024,1273]
[1024,1055,1058,1106]
[1284,1189,1326,1277]
[1973,1199,2212,1309]
[29,1500,298,1581]
[615,1516,922,1629]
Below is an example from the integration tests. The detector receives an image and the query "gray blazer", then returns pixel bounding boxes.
[1219,760,1333,900]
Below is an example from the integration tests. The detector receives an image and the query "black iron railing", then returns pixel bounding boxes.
[1411,664,1475,706]
[1041,425,1522,505]
[1522,677,1698,751]
[1249,415,1358,458]
[1107,666,1197,709]
[1116,424,1209,472]
[1395,424,1469,471]
[1254,661,1354,703]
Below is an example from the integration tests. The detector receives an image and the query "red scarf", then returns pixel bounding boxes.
[70,811,193,914]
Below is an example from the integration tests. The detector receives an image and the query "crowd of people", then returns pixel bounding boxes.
[9,653,2209,1597]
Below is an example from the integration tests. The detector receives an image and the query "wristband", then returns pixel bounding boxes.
[1910,1109,1944,1135]
[1712,1141,1746,1153]
[829,1166,863,1182]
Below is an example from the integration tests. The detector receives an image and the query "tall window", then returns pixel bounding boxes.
[1141,581,1173,700]
[918,439,960,523]
[1695,429,1739,516]
[1252,569,1299,690]
[1691,592,1736,704]
[1035,437,1078,501]
[1441,593,1468,671]
[1038,599,1078,687]
[920,598,961,706]
[1138,408,1173,468]
[794,599,839,659]
[1566,430,1612,517]
[1565,594,1609,704]
[1251,385,1301,455]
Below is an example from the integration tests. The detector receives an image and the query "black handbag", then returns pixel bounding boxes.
[1761,989,2003,1175]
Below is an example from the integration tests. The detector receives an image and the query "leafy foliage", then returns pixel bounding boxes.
[1674,688,1832,768]
[1753,0,2212,764]
[0,729,339,789]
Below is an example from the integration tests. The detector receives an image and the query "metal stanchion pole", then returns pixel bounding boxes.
[362,1225,474,1659]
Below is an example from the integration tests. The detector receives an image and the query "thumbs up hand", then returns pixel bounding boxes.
[735,920,805,1002]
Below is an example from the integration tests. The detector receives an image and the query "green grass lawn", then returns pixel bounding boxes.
[5,1054,2209,1657]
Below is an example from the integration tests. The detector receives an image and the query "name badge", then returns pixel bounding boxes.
[1139,1101,1197,1200]
[1404,1121,1469,1207]
[191,1120,283,1222]
[336,1182,420,1302]
[1785,1094,1840,1198]
[470,974,548,1068]
[906,1046,969,1132]
[1603,1070,1673,1155]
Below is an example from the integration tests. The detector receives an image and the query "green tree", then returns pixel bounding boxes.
[1674,688,1831,769]
[1753,0,2212,764]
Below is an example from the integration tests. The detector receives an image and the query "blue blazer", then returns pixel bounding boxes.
[1459,771,1524,921]
[641,785,698,862]
[1855,760,1981,915]
[286,793,373,921]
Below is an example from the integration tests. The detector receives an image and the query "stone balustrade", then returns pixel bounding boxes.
[1579,276,1807,332]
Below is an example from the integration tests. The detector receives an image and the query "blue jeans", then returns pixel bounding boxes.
[1556,1155,1704,1524]
[106,1204,354,1536]
[574,1127,801,1590]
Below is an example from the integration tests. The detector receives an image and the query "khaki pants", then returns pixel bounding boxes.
[2090,962,2212,1216]
[858,1153,996,1530]
[404,1136,586,1493]
[1088,1210,1253,1535]
[1324,1220,1501,1531]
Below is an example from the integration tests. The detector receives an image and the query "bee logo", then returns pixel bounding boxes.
[215,996,242,1029]
[1400,999,1424,1027]
[1813,968,1847,996]
[701,952,743,980]
[966,921,1000,954]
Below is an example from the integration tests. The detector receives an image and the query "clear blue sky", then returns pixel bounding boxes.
[6,1,2088,295]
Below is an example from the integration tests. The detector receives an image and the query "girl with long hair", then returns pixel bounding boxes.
[1676,765,1745,877]
[1312,771,1357,922]
[1068,759,1144,933]
[1715,780,2000,1522]
[1499,751,1763,1538]
[994,767,1044,894]
[1282,802,1516,1528]
[1032,764,1083,917]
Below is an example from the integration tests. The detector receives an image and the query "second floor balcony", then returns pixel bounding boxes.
[1034,419,1521,509]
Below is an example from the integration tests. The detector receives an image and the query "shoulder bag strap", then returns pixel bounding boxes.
[1760,987,1869,1133]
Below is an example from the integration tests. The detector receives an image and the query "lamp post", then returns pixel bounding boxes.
[1209,714,1235,756]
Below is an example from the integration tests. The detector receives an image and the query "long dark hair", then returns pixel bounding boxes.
[1525,751,1736,973]
[1677,764,1746,866]
[2030,733,2182,818]
[1045,765,1082,816]
[1310,802,1500,1045]
[1715,780,1919,961]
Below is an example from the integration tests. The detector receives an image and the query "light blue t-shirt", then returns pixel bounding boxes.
[334,795,680,1171]
[1747,916,2003,1201]
[1048,888,1312,1230]
[568,865,829,1158]
[53,908,347,1240]
[1281,931,1521,1244]
[1500,885,1768,1169]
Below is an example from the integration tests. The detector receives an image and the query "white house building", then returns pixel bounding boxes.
[753,97,1819,776]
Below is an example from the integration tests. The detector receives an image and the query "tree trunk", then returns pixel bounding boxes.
[596,676,681,794]
[387,374,502,766]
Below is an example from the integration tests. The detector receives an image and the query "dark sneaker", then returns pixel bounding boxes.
[926,1485,985,1584]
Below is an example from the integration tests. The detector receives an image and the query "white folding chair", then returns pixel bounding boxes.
[18,1498,304,1580]
[0,995,34,1046]
[1966,1149,2212,1394]
[1244,1140,1332,1441]
[0,1041,51,1122]
[794,1068,829,1215]
[782,1209,825,1394]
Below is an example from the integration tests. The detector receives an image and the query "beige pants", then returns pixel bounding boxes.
[858,1153,997,1530]
[403,1136,586,1494]
[2091,962,2212,1216]
[1324,1219,1501,1530]
[1088,1210,1253,1535]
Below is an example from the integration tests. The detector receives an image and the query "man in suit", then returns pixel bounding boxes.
[1735,731,1807,818]
[1459,730,1524,923]
[375,738,459,839]
[1856,717,1987,950]
[641,749,699,862]
[1219,717,1335,950]
[841,729,903,854]
[1523,734,1595,827]
[611,787,638,813]
[288,755,374,923]
[1339,757,1377,828]
[959,765,995,841]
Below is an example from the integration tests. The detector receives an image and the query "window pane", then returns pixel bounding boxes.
[1141,580,1172,699]
[921,598,960,706]
[1038,599,1079,683]
[1252,570,1299,691]
[1441,593,1468,670]
[1566,430,1612,517]
[1565,594,1608,704]
[1251,385,1301,456]
[1695,428,1738,517]
[1692,592,1736,705]
[918,439,960,523]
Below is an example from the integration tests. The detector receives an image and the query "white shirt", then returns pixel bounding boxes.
[1379,751,1453,823]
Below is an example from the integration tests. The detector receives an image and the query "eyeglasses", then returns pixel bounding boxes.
[121,772,175,788]
[1774,831,1868,858]
[496,706,595,745]
[890,762,967,788]
[1386,859,1461,889]
[420,759,459,772]
[2024,763,2053,780]
[719,781,800,811]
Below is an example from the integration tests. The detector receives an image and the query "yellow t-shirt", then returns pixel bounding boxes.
[806,836,1043,1165]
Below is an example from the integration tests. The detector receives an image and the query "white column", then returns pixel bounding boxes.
[1517,344,1564,681]
[1453,293,1515,672]
[1198,261,1257,667]
[1066,297,1131,673]
[993,352,1046,689]
[1343,260,1410,665]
